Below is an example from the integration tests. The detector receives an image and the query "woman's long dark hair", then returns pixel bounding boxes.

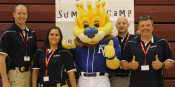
[40,26,63,50]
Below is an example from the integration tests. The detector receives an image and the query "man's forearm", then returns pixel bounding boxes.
[0,54,8,82]
[164,60,174,69]
[121,61,131,70]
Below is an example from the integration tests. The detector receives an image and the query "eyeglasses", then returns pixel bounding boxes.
[138,15,153,25]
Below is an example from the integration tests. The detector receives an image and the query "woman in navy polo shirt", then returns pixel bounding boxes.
[32,26,76,87]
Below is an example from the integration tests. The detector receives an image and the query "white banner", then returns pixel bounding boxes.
[56,0,134,40]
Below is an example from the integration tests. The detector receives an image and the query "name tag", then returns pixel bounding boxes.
[24,56,30,61]
[43,76,49,82]
[141,65,149,71]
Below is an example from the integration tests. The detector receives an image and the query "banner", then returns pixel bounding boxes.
[56,0,134,40]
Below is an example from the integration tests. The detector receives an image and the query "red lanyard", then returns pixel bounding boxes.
[117,34,130,46]
[124,34,130,46]
[45,46,58,75]
[19,32,28,55]
[140,42,151,64]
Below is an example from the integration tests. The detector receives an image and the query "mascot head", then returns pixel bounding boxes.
[73,0,113,45]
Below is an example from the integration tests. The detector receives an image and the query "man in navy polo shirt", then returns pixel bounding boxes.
[0,4,37,87]
[110,17,136,87]
[121,15,174,87]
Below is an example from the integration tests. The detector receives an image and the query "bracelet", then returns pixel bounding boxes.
[106,55,115,60]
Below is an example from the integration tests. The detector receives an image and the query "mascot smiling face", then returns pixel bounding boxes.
[73,1,113,45]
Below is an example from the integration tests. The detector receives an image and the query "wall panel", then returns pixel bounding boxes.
[164,80,175,87]
[164,63,175,78]
[134,6,175,22]
[0,5,55,22]
[135,0,175,4]
[0,0,55,4]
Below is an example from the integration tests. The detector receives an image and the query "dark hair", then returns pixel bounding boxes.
[40,26,63,50]
[138,15,153,25]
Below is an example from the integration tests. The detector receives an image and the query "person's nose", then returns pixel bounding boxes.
[21,14,24,17]
[120,24,124,26]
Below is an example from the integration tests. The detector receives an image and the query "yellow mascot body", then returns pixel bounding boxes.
[62,1,121,87]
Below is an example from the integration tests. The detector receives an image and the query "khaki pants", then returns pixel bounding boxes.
[8,67,31,87]
[110,76,130,87]
[40,82,69,87]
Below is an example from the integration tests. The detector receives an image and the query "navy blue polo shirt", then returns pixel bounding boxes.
[32,47,75,84]
[0,23,37,67]
[121,35,174,87]
[113,33,137,73]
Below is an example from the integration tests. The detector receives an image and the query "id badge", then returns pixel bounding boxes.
[141,65,149,71]
[24,56,30,61]
[43,76,49,82]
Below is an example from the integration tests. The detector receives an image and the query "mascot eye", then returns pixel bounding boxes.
[94,21,99,28]
[84,24,89,28]
[94,24,99,28]
[83,21,89,28]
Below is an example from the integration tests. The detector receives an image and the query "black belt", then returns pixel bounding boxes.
[10,66,29,73]
[114,73,129,77]
[80,72,105,77]
[41,82,66,87]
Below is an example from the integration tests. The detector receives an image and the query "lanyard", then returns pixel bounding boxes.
[19,32,28,55]
[117,34,130,46]
[45,46,58,75]
[140,42,151,64]
[124,34,130,46]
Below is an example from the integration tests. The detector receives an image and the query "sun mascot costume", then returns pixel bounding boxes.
[62,1,121,87]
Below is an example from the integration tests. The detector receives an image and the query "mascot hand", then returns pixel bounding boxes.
[62,38,76,49]
[104,40,115,58]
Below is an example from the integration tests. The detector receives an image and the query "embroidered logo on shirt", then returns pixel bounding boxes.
[28,36,33,39]
[150,45,157,48]
[53,55,60,57]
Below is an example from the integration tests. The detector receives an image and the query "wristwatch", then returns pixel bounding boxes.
[162,62,165,68]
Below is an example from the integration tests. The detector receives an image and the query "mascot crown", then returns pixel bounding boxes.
[76,1,107,26]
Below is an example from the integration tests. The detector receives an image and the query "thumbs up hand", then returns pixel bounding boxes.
[130,55,139,70]
[152,55,162,70]
[104,40,115,58]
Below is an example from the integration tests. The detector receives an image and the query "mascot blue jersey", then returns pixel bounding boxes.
[71,38,121,73]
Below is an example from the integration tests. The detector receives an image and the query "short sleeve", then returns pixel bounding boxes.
[163,40,174,61]
[62,50,75,72]
[0,32,10,55]
[32,50,40,69]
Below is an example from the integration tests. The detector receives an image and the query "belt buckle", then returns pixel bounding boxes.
[20,66,25,72]
[84,72,96,77]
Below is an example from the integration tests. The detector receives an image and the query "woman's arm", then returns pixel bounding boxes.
[32,69,39,87]
[68,71,76,87]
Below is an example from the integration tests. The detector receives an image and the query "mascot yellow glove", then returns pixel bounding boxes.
[105,40,120,69]
[62,39,76,49]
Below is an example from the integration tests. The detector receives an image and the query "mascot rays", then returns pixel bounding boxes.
[62,1,121,87]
